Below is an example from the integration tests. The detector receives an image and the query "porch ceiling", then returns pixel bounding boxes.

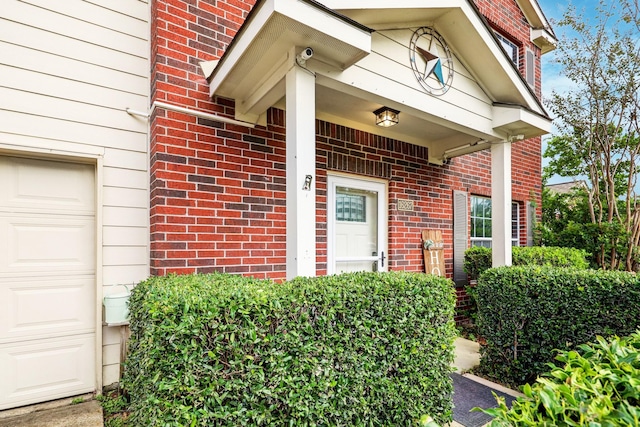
[206,0,552,165]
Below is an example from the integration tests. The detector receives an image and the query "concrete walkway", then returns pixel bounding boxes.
[451,337,523,427]
[453,337,481,373]
[0,395,102,427]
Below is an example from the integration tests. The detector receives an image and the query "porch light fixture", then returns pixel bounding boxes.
[374,107,400,127]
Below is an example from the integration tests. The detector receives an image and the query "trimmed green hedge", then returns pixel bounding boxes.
[476,266,640,385]
[483,332,640,426]
[464,246,589,280]
[123,272,457,426]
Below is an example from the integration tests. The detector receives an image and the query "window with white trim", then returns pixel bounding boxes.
[470,196,519,247]
[495,32,519,65]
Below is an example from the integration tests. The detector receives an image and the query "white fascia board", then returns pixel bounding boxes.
[515,0,553,30]
[209,0,371,99]
[493,104,552,137]
[208,0,276,97]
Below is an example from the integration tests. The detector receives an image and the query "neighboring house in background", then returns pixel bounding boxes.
[546,180,588,194]
[0,0,555,411]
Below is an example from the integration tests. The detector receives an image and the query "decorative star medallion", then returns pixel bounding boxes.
[409,27,454,95]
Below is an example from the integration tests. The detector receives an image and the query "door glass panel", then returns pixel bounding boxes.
[335,186,378,273]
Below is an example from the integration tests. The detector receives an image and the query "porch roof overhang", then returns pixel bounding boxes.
[206,0,552,165]
[206,0,372,118]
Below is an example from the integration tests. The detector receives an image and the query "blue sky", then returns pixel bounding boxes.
[537,0,602,101]
[536,0,601,184]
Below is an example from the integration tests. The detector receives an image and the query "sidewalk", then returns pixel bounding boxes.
[451,337,523,427]
[0,394,102,427]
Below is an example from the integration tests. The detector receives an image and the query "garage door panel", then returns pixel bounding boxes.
[0,276,95,344]
[0,154,96,410]
[0,334,95,410]
[0,214,95,274]
[0,156,94,215]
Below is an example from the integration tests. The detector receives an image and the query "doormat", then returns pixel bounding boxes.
[451,373,517,427]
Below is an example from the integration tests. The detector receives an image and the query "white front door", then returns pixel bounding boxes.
[0,155,96,410]
[327,175,387,275]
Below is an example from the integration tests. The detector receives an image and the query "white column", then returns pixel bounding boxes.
[285,61,316,279]
[491,141,512,267]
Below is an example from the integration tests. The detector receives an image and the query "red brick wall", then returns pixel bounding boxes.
[149,0,543,281]
[474,0,543,98]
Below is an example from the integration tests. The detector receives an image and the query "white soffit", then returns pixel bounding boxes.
[493,103,552,138]
[208,0,372,101]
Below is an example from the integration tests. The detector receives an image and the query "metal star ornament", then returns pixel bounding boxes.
[409,27,454,95]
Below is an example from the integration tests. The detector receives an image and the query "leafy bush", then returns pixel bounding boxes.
[463,247,492,281]
[459,247,589,324]
[483,332,640,426]
[463,246,589,281]
[476,266,640,385]
[122,272,457,426]
[513,246,589,270]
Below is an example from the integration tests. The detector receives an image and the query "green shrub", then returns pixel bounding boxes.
[122,272,457,426]
[463,247,492,281]
[463,246,589,281]
[476,266,640,385]
[513,246,589,270]
[483,332,640,426]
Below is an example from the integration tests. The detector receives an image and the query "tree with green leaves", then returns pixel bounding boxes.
[543,0,640,271]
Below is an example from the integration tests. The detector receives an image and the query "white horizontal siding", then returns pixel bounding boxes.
[0,110,147,152]
[103,265,149,287]
[103,226,149,247]
[0,87,147,134]
[103,247,149,266]
[103,167,148,190]
[1,5,147,75]
[0,132,105,158]
[0,41,147,96]
[21,0,148,39]
[86,0,149,22]
[375,30,490,103]
[103,148,148,171]
[360,30,494,124]
[0,65,147,112]
[322,29,497,138]
[103,207,148,228]
[0,0,150,389]
[103,187,148,209]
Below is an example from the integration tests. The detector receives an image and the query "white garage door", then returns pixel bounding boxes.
[0,155,96,410]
